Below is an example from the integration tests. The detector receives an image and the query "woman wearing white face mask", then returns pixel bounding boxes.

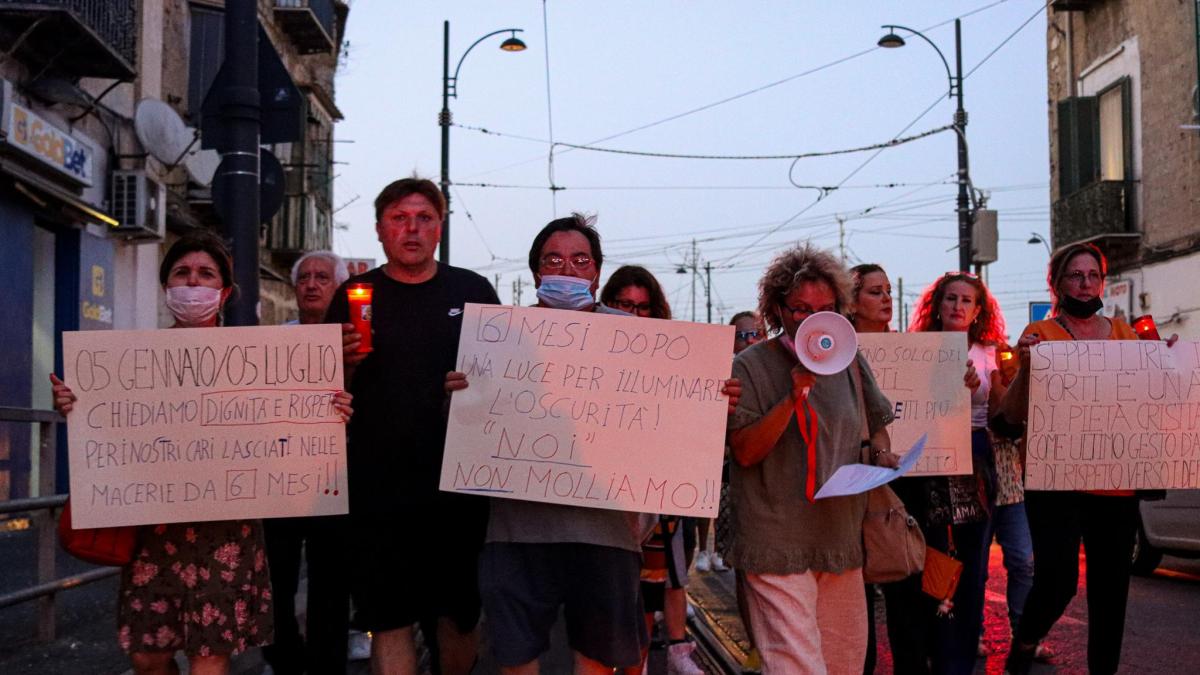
[50,232,352,675]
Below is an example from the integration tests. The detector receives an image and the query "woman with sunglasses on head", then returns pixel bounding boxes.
[50,231,353,675]
[727,244,898,673]
[998,243,1174,675]
[904,271,1008,674]
[600,265,706,675]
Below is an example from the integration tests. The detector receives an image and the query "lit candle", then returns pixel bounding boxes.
[347,283,373,353]
[1132,314,1161,341]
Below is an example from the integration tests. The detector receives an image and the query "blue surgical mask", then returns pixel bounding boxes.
[537,275,595,310]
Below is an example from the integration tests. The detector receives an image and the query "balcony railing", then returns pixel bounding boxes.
[273,0,336,54]
[0,0,136,79]
[267,193,331,263]
[1052,179,1141,250]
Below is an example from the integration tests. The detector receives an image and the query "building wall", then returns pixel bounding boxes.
[1047,1,1200,253]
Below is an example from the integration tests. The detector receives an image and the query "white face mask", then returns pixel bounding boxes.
[165,286,223,325]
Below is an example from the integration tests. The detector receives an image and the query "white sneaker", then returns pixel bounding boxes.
[347,629,372,661]
[667,641,705,675]
[710,552,729,572]
[695,550,712,573]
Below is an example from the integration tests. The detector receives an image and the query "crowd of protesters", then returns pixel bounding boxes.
[48,175,1178,675]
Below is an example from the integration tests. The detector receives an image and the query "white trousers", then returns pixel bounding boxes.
[742,567,867,675]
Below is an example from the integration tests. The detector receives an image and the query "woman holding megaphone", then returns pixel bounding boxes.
[726,244,898,673]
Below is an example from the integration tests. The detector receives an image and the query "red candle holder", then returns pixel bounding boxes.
[347,283,373,353]
[1132,314,1161,340]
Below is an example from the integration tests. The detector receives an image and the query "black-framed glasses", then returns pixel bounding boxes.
[540,254,593,272]
[735,330,761,341]
[781,301,834,320]
[612,299,652,314]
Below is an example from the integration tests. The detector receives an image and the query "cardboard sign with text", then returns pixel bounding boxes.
[62,325,347,528]
[440,304,733,517]
[1026,339,1200,490]
[857,332,971,476]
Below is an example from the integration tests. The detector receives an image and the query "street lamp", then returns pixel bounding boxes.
[440,21,526,264]
[879,20,972,272]
[1027,232,1052,256]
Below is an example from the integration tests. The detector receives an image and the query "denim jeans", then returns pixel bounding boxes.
[979,502,1034,630]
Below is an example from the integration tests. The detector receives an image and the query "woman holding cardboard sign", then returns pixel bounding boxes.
[903,271,1009,674]
[998,243,1164,675]
[726,244,898,674]
[50,231,352,675]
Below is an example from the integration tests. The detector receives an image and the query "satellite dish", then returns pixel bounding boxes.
[184,148,220,186]
[134,99,194,166]
[793,311,858,375]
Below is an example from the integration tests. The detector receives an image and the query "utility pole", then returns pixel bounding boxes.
[837,215,847,263]
[897,276,905,330]
[221,0,259,326]
[494,273,501,294]
[705,262,712,324]
[512,277,524,306]
[953,18,971,273]
[690,239,697,322]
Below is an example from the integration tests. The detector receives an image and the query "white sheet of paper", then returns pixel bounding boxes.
[440,304,732,517]
[857,333,971,476]
[814,434,928,499]
[62,325,348,528]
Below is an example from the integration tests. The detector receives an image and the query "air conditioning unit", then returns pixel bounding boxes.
[110,170,166,240]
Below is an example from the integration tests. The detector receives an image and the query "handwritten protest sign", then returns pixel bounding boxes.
[1026,339,1200,490]
[857,332,971,476]
[440,304,733,517]
[62,325,347,528]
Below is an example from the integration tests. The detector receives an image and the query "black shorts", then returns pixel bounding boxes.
[348,497,487,633]
[479,542,647,668]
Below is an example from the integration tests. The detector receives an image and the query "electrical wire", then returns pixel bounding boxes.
[461,0,1016,181]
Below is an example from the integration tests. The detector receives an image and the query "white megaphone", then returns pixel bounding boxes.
[792,311,858,375]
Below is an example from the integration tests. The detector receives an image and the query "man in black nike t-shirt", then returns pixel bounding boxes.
[326,177,498,675]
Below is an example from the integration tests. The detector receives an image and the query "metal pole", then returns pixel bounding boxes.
[705,262,712,324]
[439,20,452,264]
[954,18,971,273]
[221,0,260,326]
[690,239,697,322]
[898,277,905,330]
[35,420,56,641]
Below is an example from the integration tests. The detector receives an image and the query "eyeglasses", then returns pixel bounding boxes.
[612,299,652,314]
[1064,271,1103,285]
[735,330,761,341]
[540,254,593,272]
[781,301,834,320]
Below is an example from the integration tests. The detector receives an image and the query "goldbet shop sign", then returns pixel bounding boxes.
[0,81,94,185]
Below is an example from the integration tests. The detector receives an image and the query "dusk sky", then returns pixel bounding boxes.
[331,0,1052,333]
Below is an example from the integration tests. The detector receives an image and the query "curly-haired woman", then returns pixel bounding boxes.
[726,243,898,673]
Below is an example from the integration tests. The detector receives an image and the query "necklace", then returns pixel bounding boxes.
[1055,314,1108,340]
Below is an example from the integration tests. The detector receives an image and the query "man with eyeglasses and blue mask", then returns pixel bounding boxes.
[327,177,500,675]
[446,213,741,674]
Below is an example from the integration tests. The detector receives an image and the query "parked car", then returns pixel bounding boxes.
[1132,490,1200,575]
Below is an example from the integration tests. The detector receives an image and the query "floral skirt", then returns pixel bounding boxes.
[117,520,273,656]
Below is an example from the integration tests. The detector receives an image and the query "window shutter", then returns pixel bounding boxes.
[1057,96,1099,195]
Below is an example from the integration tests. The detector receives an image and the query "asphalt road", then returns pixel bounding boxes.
[3,521,1198,674]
